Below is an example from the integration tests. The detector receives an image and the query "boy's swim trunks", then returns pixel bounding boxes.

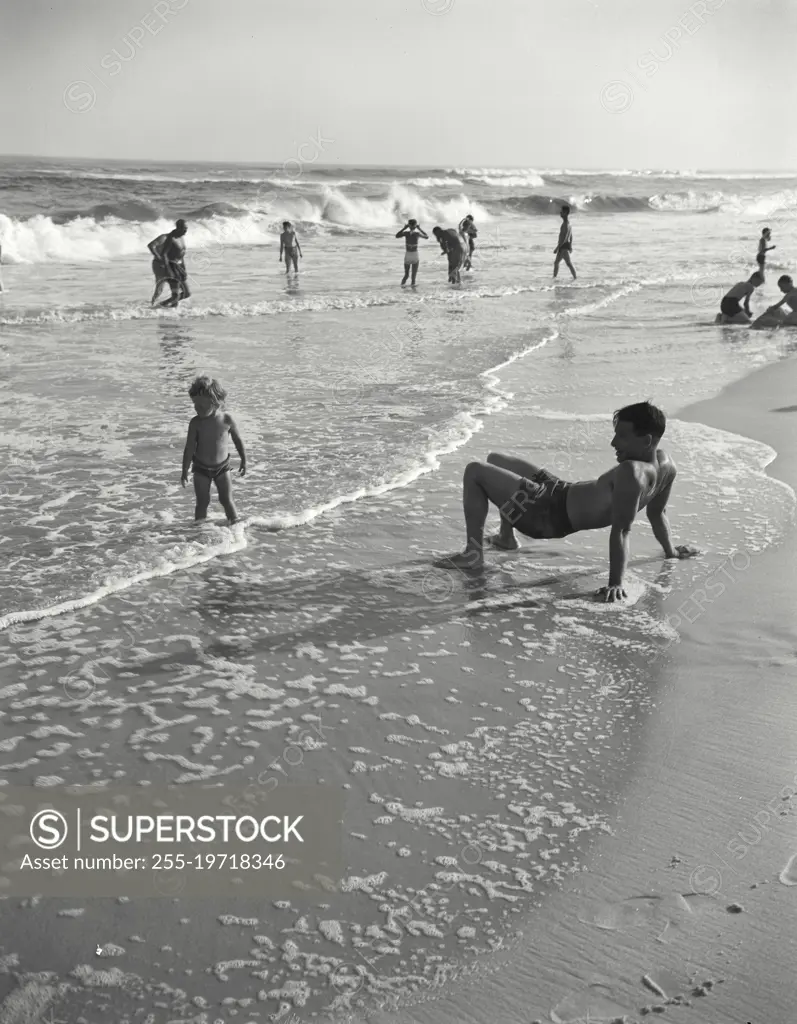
[501,468,575,539]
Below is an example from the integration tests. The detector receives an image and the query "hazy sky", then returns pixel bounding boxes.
[2,0,795,168]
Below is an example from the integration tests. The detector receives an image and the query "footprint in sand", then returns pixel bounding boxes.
[778,852,797,885]
[551,982,630,1022]
[577,891,721,941]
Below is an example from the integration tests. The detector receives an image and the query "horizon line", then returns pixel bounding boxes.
[1,153,797,175]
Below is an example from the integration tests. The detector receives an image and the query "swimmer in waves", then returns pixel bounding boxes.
[432,401,699,602]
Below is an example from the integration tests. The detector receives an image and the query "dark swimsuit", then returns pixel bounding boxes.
[720,296,742,317]
[192,455,230,481]
[500,468,575,539]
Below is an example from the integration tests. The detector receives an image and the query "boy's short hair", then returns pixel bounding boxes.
[778,274,793,289]
[614,401,666,440]
[282,220,291,228]
[561,204,571,215]
[750,271,765,285]
[762,226,771,233]
[189,375,227,406]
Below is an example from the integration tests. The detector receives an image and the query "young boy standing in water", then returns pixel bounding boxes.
[757,227,775,272]
[181,376,246,524]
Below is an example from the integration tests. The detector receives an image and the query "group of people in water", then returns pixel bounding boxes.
[147,206,579,304]
[153,216,701,606]
[395,206,576,287]
[718,226,797,327]
[394,219,476,287]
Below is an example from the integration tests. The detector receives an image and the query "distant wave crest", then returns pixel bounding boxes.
[0,183,490,264]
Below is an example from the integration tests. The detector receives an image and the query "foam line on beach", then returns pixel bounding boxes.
[250,332,559,532]
[0,284,557,326]
[0,527,246,631]
[0,279,700,628]
[0,278,591,327]
[250,278,643,531]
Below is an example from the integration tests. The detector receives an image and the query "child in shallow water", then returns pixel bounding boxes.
[181,376,246,524]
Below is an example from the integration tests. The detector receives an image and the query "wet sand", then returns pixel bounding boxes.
[1,349,795,1023]
[393,353,797,1024]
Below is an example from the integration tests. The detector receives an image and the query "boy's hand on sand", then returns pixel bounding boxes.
[596,585,627,603]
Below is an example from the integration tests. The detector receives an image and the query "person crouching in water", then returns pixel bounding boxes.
[750,274,797,328]
[181,376,246,525]
[432,226,466,284]
[717,271,764,324]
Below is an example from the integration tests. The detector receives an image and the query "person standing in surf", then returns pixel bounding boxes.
[458,214,477,270]
[148,219,190,307]
[181,376,246,525]
[279,221,303,275]
[552,205,576,281]
[432,226,466,285]
[396,219,428,286]
[756,227,775,273]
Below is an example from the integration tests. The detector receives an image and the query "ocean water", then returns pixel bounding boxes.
[1,158,797,1020]
[3,157,797,621]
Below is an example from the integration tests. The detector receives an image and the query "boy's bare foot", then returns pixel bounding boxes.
[432,550,484,571]
[485,533,520,551]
